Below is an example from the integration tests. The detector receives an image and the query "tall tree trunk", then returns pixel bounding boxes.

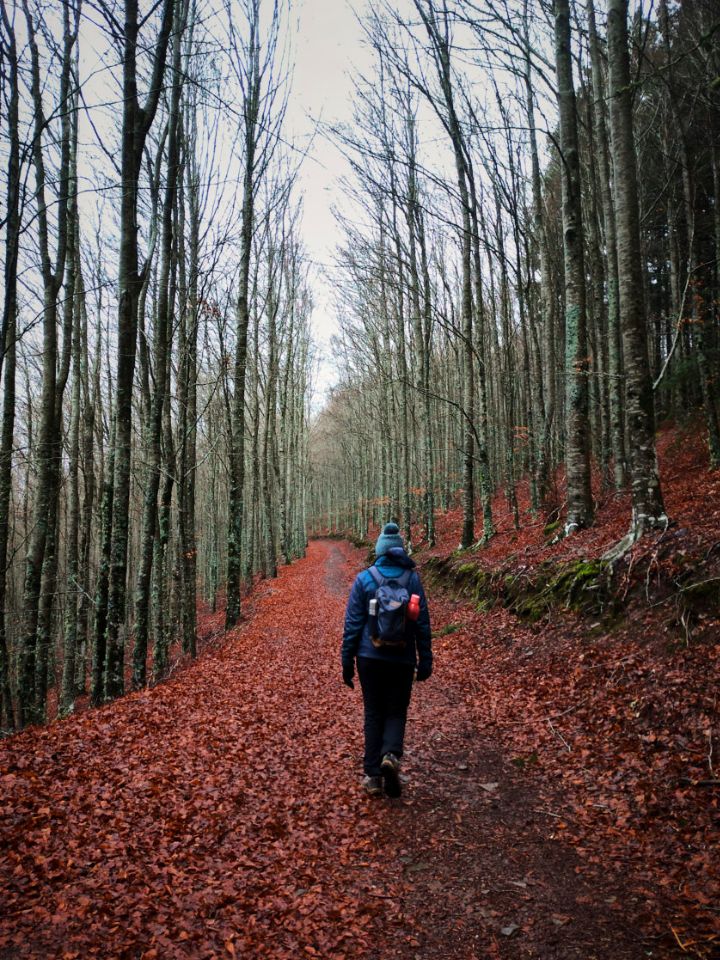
[226,7,261,628]
[466,166,494,542]
[60,243,83,715]
[414,2,476,547]
[0,2,21,729]
[657,0,720,466]
[607,0,666,535]
[179,116,199,657]
[390,187,412,548]
[103,0,174,701]
[152,379,176,681]
[553,0,593,534]
[415,202,437,546]
[132,1,185,688]
[92,416,114,704]
[524,1,554,506]
[588,0,626,490]
[17,0,76,725]
[261,248,279,580]
[76,275,99,696]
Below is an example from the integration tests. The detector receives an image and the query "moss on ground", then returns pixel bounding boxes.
[427,555,613,624]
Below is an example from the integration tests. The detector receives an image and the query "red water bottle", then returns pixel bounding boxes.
[407,594,420,622]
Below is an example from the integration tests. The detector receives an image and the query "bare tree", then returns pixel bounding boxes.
[606,0,666,542]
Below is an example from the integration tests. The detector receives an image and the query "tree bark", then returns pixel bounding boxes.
[226,3,261,628]
[607,0,666,534]
[0,1,21,729]
[132,0,185,688]
[588,0,626,490]
[553,0,593,534]
[103,0,174,701]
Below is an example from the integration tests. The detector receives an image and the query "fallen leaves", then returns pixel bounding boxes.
[0,542,408,959]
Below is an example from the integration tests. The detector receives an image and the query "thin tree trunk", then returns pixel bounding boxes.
[0,1,21,729]
[179,115,199,656]
[226,4,264,628]
[76,278,99,695]
[524,2,553,506]
[60,244,83,715]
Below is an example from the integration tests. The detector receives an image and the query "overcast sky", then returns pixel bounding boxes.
[288,0,373,398]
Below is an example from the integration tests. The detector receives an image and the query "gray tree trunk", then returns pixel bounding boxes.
[607,0,666,535]
[553,0,593,534]
[17,0,76,725]
[133,0,185,688]
[588,0,626,490]
[103,0,174,701]
[0,2,21,729]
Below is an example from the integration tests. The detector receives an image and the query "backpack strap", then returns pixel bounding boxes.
[368,565,411,589]
[396,569,412,588]
[368,565,385,588]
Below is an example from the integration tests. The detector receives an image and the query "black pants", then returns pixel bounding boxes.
[357,656,415,776]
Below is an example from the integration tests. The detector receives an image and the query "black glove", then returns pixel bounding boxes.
[342,662,355,689]
[415,663,432,682]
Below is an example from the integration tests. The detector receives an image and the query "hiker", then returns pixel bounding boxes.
[341,522,432,798]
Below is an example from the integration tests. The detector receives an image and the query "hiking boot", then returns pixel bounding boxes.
[380,753,402,798]
[362,775,383,797]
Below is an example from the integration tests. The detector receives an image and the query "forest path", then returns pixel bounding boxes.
[1,540,652,959]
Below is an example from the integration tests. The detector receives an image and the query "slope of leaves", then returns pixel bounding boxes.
[341,422,718,578]
[427,423,719,569]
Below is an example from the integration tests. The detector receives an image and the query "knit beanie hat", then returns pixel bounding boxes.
[375,522,404,557]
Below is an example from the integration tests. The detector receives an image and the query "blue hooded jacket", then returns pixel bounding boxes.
[341,547,432,671]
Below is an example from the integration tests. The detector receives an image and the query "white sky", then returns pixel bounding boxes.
[288,0,373,401]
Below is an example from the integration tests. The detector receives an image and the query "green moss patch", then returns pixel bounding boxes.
[425,555,613,623]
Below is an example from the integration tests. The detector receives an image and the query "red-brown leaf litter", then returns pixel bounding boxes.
[1,424,718,959]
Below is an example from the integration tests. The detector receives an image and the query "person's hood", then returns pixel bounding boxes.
[376,546,416,569]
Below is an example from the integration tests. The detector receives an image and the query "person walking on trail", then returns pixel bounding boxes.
[341,522,432,798]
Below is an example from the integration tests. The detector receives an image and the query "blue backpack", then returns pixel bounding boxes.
[368,566,411,649]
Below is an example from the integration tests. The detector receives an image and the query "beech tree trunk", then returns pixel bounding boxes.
[607,0,666,534]
[0,2,21,729]
[588,0,626,490]
[103,0,174,701]
[553,0,593,535]
[133,0,185,689]
[226,0,264,628]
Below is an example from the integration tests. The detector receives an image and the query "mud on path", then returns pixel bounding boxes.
[1,540,666,958]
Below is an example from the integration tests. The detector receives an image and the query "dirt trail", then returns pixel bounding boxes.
[1,540,661,959]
